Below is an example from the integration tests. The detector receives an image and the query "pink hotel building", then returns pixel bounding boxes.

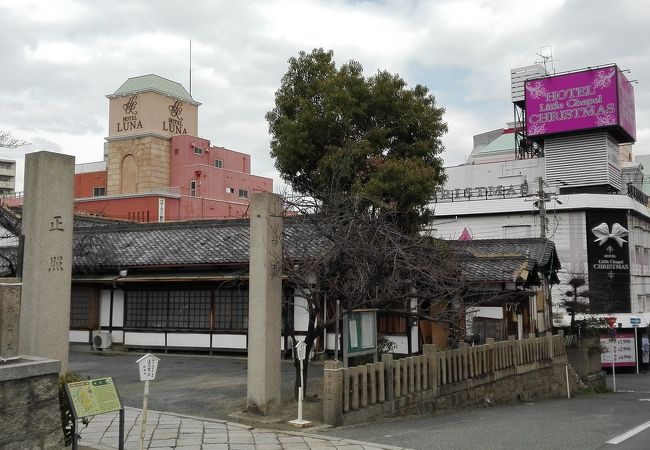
[72,74,272,221]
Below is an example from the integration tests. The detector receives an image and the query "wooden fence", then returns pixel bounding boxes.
[323,332,567,425]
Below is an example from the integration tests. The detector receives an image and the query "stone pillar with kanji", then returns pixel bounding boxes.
[247,192,283,415]
[19,151,75,372]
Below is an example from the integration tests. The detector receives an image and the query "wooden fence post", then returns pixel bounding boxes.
[367,363,377,405]
[382,353,394,402]
[486,338,495,373]
[323,360,343,426]
[546,331,554,359]
[423,344,438,397]
[359,365,368,408]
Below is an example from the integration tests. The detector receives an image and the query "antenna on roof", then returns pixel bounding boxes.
[189,37,192,96]
[535,45,556,74]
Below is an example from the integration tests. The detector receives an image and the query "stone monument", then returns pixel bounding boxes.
[247,192,283,415]
[0,278,22,357]
[19,151,74,372]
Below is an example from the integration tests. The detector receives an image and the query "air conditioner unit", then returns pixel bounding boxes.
[92,331,112,350]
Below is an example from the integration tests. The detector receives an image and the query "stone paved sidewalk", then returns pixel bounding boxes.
[77,407,406,450]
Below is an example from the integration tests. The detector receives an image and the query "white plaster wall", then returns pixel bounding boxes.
[100,289,111,327]
[100,289,125,328]
[293,295,309,332]
[69,330,90,343]
[124,332,165,346]
[212,334,246,349]
[167,333,210,348]
[111,330,124,344]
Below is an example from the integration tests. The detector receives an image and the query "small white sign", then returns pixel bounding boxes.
[295,340,307,361]
[136,353,160,381]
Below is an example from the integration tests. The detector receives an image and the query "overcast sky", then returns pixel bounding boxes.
[1,0,648,191]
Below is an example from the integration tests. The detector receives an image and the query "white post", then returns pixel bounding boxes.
[140,380,149,450]
[297,359,304,422]
[136,353,159,450]
[635,326,639,375]
[612,342,617,393]
[289,340,311,427]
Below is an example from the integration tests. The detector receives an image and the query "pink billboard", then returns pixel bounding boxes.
[525,65,636,142]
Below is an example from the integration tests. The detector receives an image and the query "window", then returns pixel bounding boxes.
[226,187,234,194]
[93,187,106,197]
[238,189,248,199]
[189,180,197,197]
[214,288,248,330]
[193,146,203,155]
[214,159,223,168]
[0,175,11,181]
[69,287,98,329]
[125,290,167,328]
[168,290,211,329]
[124,287,250,331]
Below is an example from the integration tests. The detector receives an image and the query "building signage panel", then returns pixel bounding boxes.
[601,333,636,367]
[585,210,631,313]
[525,66,636,142]
[435,181,529,202]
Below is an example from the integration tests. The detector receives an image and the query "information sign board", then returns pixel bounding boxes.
[137,353,160,381]
[295,340,307,361]
[601,334,636,367]
[66,377,122,419]
[630,317,641,326]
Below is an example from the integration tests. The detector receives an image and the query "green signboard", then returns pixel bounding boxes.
[342,309,378,367]
[66,377,122,418]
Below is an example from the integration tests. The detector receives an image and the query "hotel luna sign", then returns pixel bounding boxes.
[435,181,529,202]
[116,96,188,135]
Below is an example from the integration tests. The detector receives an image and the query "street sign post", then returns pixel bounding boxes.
[136,354,160,450]
[631,317,641,374]
[606,317,617,392]
[289,340,311,428]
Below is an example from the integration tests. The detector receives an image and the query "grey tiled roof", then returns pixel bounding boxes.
[446,238,560,269]
[0,214,559,285]
[72,218,325,273]
[109,74,200,105]
[446,238,560,283]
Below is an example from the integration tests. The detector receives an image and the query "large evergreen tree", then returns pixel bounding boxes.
[266,49,448,232]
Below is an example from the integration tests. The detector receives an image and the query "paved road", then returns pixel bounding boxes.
[323,372,650,450]
[71,347,650,449]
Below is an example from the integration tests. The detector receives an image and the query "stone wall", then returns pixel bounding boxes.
[0,357,63,449]
[106,136,171,194]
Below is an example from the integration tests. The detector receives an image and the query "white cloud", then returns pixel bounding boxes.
[0,0,648,193]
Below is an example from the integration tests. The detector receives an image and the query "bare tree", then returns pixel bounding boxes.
[0,130,28,149]
[279,192,519,397]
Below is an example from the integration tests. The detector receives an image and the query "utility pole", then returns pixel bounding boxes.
[536,177,551,332]
[537,177,547,238]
